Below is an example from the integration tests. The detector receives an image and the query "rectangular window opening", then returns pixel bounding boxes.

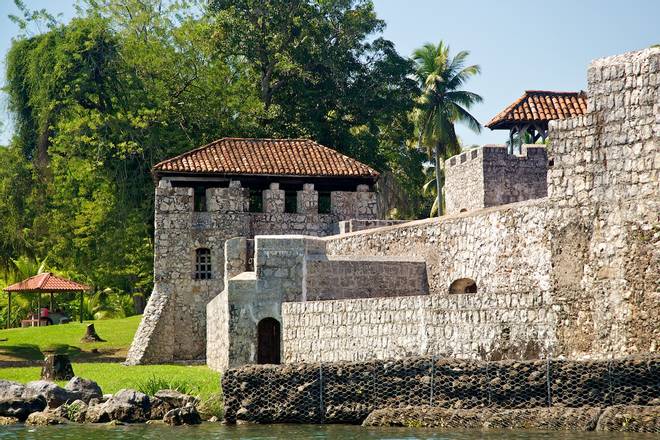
[284,191,297,213]
[249,189,263,212]
[194,187,207,212]
[318,192,331,214]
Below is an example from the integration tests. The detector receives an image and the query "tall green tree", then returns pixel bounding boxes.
[209,0,420,175]
[3,0,261,298]
[413,41,482,216]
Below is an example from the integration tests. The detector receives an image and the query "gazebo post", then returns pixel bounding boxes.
[49,292,54,311]
[6,292,11,329]
[37,292,41,327]
[79,291,83,323]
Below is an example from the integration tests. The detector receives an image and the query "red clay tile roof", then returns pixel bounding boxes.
[486,90,587,129]
[3,273,90,292]
[153,138,379,179]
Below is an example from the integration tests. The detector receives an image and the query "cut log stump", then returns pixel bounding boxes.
[41,353,74,381]
[80,323,105,343]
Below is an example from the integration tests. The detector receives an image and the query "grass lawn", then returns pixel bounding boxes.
[0,315,142,363]
[0,363,220,399]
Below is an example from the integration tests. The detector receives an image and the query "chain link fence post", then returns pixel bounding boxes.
[430,354,435,407]
[607,359,613,407]
[546,355,552,407]
[319,360,324,424]
[486,359,492,407]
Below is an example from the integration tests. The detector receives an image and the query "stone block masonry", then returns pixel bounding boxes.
[283,291,552,363]
[444,144,548,215]
[127,179,381,365]
[308,47,659,363]
[206,235,430,371]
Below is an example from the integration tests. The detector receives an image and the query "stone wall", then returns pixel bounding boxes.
[283,291,551,363]
[305,256,428,301]
[281,47,659,364]
[127,180,380,365]
[337,219,409,234]
[206,235,430,371]
[444,145,548,215]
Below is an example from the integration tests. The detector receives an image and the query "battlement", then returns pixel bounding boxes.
[444,144,548,214]
[155,179,377,220]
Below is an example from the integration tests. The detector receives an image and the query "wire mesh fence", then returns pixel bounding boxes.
[222,355,660,432]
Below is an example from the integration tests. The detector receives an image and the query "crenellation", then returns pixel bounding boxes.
[296,183,318,214]
[263,182,285,213]
[445,145,548,215]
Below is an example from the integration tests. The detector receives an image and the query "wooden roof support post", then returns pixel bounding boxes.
[79,291,83,323]
[6,292,10,329]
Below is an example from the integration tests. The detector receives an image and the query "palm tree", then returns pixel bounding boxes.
[413,41,483,216]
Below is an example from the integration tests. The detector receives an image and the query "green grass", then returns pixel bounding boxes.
[0,315,141,362]
[1,363,220,399]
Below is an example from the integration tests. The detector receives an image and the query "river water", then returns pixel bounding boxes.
[0,424,656,440]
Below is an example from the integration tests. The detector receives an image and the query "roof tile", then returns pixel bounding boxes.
[486,90,587,129]
[153,138,379,178]
[4,273,90,292]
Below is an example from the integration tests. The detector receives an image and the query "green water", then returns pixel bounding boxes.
[0,424,656,440]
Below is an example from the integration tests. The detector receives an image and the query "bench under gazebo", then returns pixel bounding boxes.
[3,272,90,328]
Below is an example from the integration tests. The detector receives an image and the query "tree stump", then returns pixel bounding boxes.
[41,354,74,381]
[80,323,105,343]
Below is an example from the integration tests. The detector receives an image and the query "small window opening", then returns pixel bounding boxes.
[548,158,555,167]
[449,278,477,294]
[460,208,467,213]
[284,190,297,213]
[194,248,212,280]
[249,189,263,212]
[194,187,207,212]
[318,192,331,214]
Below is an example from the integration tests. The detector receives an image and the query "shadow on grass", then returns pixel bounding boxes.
[0,343,82,361]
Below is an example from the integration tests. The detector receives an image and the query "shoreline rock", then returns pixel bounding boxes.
[1,378,201,426]
[363,405,660,432]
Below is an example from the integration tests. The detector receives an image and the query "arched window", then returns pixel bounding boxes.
[194,248,212,280]
[460,208,468,213]
[449,278,477,294]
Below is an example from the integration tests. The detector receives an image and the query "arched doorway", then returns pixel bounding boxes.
[257,318,281,364]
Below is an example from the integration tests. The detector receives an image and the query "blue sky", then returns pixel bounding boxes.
[1,0,658,146]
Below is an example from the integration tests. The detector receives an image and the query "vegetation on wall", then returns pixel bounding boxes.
[0,0,474,320]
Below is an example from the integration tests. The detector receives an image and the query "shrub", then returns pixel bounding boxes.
[198,392,224,420]
[136,375,195,396]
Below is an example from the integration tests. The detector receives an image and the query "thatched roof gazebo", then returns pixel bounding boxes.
[3,273,90,328]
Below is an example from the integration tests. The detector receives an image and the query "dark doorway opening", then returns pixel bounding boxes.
[449,278,478,294]
[257,318,281,364]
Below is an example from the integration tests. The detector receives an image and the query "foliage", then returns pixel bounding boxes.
[0,0,442,304]
[412,41,482,216]
[136,374,195,396]
[197,391,224,420]
[210,0,426,214]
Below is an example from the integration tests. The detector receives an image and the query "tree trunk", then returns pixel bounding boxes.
[80,323,105,343]
[434,144,443,217]
[41,353,74,381]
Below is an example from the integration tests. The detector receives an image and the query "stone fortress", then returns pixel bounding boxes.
[127,47,659,372]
